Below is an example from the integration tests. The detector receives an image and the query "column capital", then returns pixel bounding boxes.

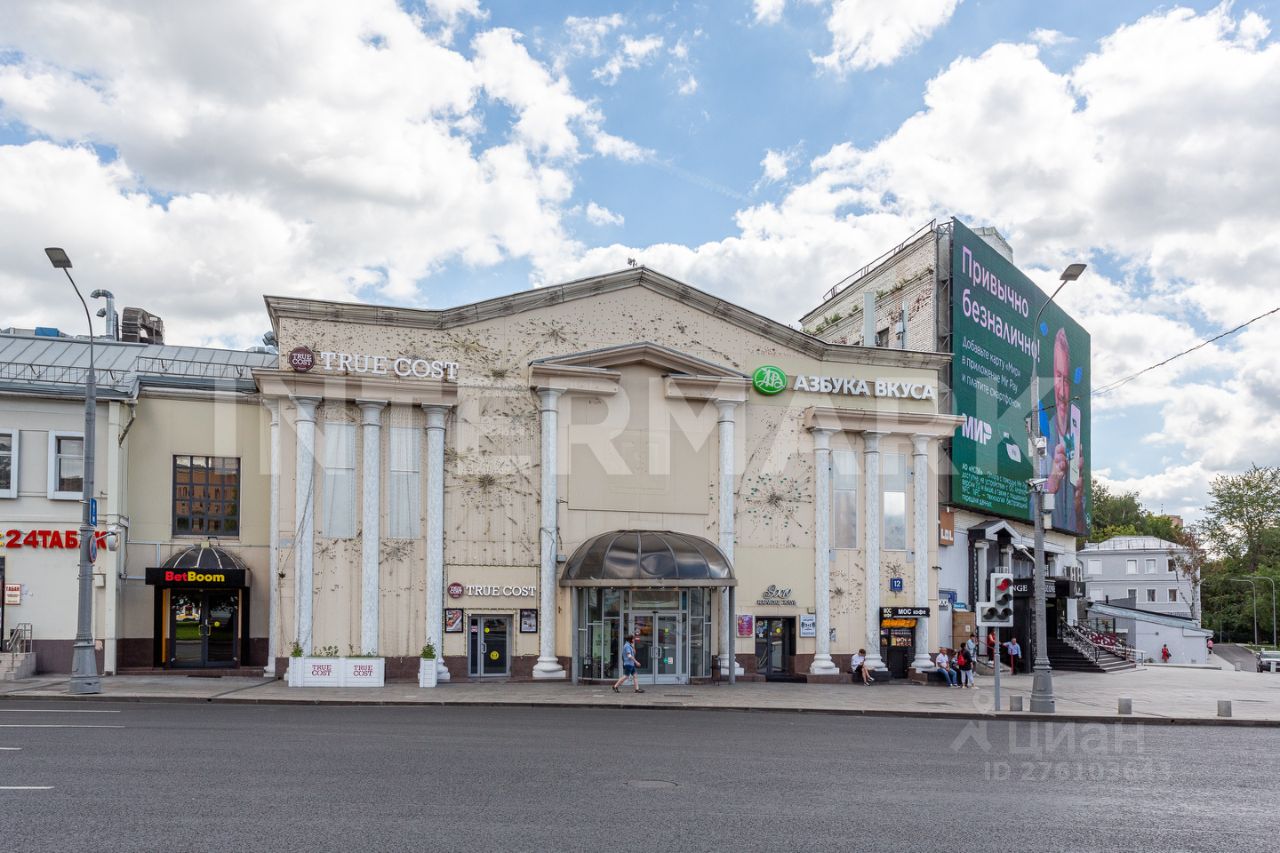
[910,433,931,455]
[421,403,450,429]
[292,396,321,423]
[715,398,740,422]
[263,397,281,425]
[810,426,835,451]
[356,399,388,425]
[974,538,990,553]
[863,431,885,453]
[537,387,564,410]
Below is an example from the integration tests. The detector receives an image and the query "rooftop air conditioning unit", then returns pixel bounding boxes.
[120,307,165,345]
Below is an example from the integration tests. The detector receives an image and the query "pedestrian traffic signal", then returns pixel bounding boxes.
[976,572,1015,628]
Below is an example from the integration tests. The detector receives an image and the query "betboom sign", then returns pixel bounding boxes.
[289,345,458,381]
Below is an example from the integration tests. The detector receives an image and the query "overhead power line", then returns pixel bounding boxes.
[1093,304,1280,396]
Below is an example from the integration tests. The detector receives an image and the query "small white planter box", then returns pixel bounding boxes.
[419,658,438,688]
[287,657,385,688]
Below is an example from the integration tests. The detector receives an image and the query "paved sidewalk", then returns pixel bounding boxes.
[4,665,1277,725]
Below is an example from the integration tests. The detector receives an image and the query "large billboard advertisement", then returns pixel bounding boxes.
[949,219,1091,535]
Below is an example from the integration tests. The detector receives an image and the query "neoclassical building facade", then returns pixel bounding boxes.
[255,268,961,682]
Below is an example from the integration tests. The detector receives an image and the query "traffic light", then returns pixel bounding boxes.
[977,572,1014,628]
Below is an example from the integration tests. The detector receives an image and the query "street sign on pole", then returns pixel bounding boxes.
[88,535,99,564]
[89,497,97,527]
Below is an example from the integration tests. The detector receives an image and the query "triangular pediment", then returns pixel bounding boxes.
[532,341,745,378]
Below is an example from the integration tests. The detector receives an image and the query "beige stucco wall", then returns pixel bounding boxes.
[267,279,953,666]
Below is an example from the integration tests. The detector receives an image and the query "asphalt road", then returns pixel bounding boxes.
[0,702,1274,853]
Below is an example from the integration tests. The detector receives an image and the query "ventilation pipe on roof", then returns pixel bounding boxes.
[90,290,117,340]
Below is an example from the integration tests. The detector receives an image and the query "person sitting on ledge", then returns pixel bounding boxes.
[935,648,958,687]
[850,648,873,685]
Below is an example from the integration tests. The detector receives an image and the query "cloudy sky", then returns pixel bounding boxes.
[2,0,1277,519]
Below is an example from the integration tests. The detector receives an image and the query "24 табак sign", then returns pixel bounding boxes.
[948,219,1091,535]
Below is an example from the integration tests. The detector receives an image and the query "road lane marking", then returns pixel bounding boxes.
[0,724,124,728]
[0,747,22,750]
[0,786,53,790]
[0,709,121,713]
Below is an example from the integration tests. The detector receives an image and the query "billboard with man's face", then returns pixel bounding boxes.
[948,219,1091,535]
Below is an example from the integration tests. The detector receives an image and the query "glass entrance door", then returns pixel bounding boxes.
[468,615,510,676]
[754,617,795,679]
[628,610,685,684]
[168,589,239,668]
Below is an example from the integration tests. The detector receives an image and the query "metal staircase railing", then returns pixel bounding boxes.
[4,623,32,655]
[1060,623,1146,669]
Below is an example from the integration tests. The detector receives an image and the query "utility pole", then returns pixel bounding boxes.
[1247,575,1276,648]
[44,248,102,695]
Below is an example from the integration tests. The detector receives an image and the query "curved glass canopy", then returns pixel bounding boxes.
[560,530,736,587]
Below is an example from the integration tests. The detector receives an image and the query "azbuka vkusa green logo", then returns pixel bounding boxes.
[752,365,788,395]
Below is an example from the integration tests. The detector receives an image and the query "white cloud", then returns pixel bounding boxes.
[593,34,665,84]
[561,13,625,61]
[753,0,788,26]
[421,0,487,42]
[0,0,648,342]
[814,0,961,74]
[585,202,624,226]
[1030,28,1074,47]
[677,75,699,95]
[759,148,792,182]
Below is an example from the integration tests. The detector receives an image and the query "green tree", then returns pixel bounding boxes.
[1200,465,1280,572]
[1088,480,1146,539]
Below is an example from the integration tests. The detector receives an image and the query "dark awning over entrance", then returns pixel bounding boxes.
[145,545,250,588]
[560,530,736,588]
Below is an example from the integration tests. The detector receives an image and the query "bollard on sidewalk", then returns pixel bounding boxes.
[1118,697,1132,715]
[1217,700,1232,718]
[1009,695,1023,712]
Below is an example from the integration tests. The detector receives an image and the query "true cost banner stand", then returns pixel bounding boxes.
[286,653,386,688]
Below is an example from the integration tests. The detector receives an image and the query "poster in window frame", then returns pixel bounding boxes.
[519,608,538,633]
[444,608,464,633]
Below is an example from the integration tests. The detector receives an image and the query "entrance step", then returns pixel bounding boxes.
[1,653,37,681]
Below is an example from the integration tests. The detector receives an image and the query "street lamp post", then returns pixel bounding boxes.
[44,248,102,695]
[1231,578,1260,647]
[1248,575,1277,648]
[1028,262,1087,715]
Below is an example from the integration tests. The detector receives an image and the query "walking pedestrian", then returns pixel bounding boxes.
[1161,644,1171,663]
[986,629,997,665]
[1207,637,1214,655]
[612,635,644,694]
[935,648,959,687]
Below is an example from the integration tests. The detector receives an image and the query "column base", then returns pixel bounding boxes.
[435,660,451,682]
[911,654,934,672]
[863,653,888,672]
[809,654,839,676]
[717,654,744,676]
[532,657,566,679]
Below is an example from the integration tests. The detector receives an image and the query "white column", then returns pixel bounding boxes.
[717,400,744,677]
[264,399,281,675]
[810,428,839,675]
[293,397,320,655]
[863,431,887,671]
[534,388,566,678]
[357,400,386,656]
[423,404,450,680]
[911,434,934,672]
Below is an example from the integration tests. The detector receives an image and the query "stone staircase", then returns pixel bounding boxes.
[1049,636,1136,674]
[1,652,36,681]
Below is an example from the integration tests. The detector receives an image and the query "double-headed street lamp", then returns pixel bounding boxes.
[1230,578,1260,646]
[1028,262,1087,714]
[44,248,102,695]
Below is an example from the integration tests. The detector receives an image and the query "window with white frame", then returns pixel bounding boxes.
[321,422,357,538]
[882,452,907,550]
[388,426,421,538]
[1146,588,1157,602]
[47,431,84,500]
[0,428,17,499]
[1126,588,1137,600]
[1125,559,1138,574]
[831,450,858,548]
[1145,558,1157,573]
[1167,588,1178,602]
[1087,559,1102,575]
